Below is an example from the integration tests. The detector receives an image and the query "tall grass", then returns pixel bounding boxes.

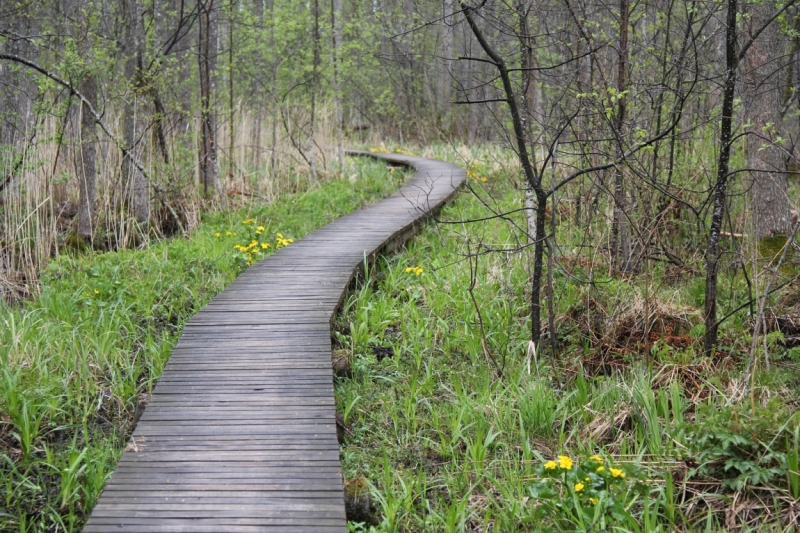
[333,148,800,531]
[0,101,377,300]
[0,156,406,532]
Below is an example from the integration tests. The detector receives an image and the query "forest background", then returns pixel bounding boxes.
[2,0,800,530]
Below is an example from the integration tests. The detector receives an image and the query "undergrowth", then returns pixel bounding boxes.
[333,153,800,532]
[0,156,408,532]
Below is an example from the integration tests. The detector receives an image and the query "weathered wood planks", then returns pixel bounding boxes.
[82,151,464,532]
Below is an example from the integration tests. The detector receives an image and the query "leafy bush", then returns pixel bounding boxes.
[676,400,798,491]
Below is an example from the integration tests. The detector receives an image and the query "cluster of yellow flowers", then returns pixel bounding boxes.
[540,453,627,507]
[393,148,416,156]
[530,452,640,527]
[234,240,270,253]
[276,232,294,248]
[215,219,295,268]
[405,265,424,276]
[466,162,488,183]
[544,454,574,471]
[369,146,390,153]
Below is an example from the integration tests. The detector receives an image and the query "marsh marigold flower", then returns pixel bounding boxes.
[558,455,573,470]
[596,466,605,473]
[589,497,598,505]
[610,468,625,479]
[574,482,584,492]
[543,460,557,470]
[590,454,603,463]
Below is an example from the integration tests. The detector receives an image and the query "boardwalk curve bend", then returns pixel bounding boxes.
[83,151,465,532]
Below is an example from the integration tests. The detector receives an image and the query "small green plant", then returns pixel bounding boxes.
[527,454,645,530]
[676,401,795,491]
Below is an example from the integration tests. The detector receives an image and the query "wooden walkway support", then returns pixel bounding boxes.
[82,152,465,532]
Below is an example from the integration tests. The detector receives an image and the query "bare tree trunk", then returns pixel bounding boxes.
[331,0,344,170]
[440,0,454,130]
[461,1,548,343]
[122,0,150,224]
[228,0,235,184]
[78,74,97,242]
[745,3,791,239]
[308,0,320,182]
[198,0,222,201]
[611,0,631,272]
[704,0,738,356]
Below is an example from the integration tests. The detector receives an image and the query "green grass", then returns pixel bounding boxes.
[4,144,800,532]
[333,154,800,531]
[0,156,408,532]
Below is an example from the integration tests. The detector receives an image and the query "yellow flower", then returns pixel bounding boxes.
[225,231,233,236]
[574,482,584,492]
[558,455,573,470]
[596,466,605,473]
[543,461,557,470]
[589,497,598,505]
[94,289,99,295]
[590,455,603,463]
[242,218,255,224]
[404,266,423,276]
[610,468,625,479]
[261,242,270,249]
[257,226,265,232]
[585,477,590,481]
[214,232,221,237]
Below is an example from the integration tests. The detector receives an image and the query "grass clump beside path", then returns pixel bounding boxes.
[0,157,408,532]
[333,151,800,532]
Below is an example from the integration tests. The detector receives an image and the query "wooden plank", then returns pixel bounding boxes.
[82,152,463,532]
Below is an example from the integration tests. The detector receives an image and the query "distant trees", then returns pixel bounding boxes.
[0,0,799,362]
[2,0,483,286]
[458,0,697,344]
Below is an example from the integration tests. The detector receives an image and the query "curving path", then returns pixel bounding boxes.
[82,151,465,532]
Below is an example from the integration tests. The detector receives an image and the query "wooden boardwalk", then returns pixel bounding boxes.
[82,152,465,532]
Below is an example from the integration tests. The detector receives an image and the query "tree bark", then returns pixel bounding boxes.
[461,0,548,343]
[704,0,738,356]
[308,0,320,182]
[611,0,631,272]
[745,2,791,239]
[122,0,150,224]
[331,0,344,170]
[78,74,97,242]
[198,0,222,200]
